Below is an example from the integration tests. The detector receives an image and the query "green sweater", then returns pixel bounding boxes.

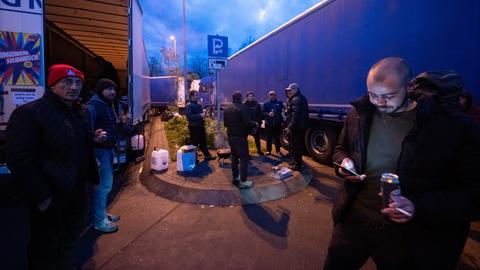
[352,108,416,223]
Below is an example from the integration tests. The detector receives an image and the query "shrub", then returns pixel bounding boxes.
[163,115,227,161]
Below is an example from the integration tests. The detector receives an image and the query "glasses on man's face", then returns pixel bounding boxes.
[63,78,83,87]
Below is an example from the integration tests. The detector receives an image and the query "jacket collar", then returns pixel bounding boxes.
[44,90,79,113]
[351,95,435,126]
[350,96,376,116]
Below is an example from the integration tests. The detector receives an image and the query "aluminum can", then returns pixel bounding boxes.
[380,173,401,208]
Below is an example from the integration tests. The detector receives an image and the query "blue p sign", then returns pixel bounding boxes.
[208,35,228,58]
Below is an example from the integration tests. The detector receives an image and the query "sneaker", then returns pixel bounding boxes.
[265,151,271,156]
[94,218,118,233]
[232,176,241,186]
[237,180,253,189]
[107,213,120,222]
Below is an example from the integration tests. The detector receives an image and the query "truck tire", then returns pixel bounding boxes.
[305,126,336,164]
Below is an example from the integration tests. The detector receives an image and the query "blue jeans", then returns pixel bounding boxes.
[93,148,115,223]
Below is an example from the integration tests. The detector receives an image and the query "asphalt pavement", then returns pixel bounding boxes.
[72,118,480,270]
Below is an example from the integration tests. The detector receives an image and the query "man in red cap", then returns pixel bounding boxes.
[6,64,102,270]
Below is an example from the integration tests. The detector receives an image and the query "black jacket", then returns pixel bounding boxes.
[184,100,205,127]
[223,103,256,138]
[262,100,284,127]
[86,94,120,148]
[286,90,309,130]
[6,91,99,205]
[332,96,480,228]
[243,100,263,124]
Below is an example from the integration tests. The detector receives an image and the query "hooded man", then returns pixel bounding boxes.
[86,78,123,233]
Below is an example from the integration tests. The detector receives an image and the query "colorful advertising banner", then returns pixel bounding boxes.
[0,31,41,85]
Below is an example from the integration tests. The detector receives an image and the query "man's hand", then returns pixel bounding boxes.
[337,158,365,182]
[268,111,274,117]
[381,194,415,223]
[37,197,52,212]
[93,129,107,143]
[284,128,291,137]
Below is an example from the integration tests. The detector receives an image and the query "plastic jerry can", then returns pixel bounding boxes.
[176,145,197,172]
[151,149,169,171]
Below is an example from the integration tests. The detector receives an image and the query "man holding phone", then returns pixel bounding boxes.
[324,57,480,269]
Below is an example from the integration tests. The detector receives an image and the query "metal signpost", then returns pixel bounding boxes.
[207,35,228,147]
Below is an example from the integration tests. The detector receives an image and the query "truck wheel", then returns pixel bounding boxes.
[305,126,336,164]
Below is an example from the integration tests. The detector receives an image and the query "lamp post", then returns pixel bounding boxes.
[182,0,188,104]
[170,36,179,77]
[170,35,183,105]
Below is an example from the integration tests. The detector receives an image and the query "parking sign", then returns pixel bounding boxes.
[208,35,228,58]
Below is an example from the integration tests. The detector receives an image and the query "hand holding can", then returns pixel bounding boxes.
[380,173,401,208]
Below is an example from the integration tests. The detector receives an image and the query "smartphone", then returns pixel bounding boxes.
[333,161,360,176]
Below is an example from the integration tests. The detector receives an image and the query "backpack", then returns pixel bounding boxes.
[409,70,464,115]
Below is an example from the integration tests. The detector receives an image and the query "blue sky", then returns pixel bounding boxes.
[141,0,321,59]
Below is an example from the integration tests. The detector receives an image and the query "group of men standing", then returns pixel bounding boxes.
[221,83,309,189]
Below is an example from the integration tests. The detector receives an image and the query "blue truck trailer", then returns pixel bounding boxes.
[218,0,480,164]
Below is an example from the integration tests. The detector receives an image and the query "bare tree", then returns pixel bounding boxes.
[160,46,178,75]
[188,55,208,78]
[148,56,162,76]
[238,35,256,51]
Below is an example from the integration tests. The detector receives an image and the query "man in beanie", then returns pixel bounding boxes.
[184,90,215,160]
[223,91,258,188]
[6,64,101,269]
[243,91,264,156]
[86,78,124,233]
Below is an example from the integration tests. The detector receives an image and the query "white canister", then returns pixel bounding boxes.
[131,134,145,150]
[151,149,169,171]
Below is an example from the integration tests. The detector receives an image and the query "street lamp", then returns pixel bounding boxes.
[182,0,187,104]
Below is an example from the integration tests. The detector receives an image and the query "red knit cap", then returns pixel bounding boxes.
[47,64,84,87]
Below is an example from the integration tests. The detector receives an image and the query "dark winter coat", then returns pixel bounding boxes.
[184,100,205,127]
[333,96,480,226]
[6,91,99,205]
[243,100,263,124]
[224,103,256,138]
[262,100,284,127]
[86,95,120,148]
[286,90,309,130]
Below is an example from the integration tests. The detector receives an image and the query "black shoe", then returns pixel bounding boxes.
[257,151,264,156]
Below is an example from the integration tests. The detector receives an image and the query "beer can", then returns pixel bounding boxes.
[380,173,401,208]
